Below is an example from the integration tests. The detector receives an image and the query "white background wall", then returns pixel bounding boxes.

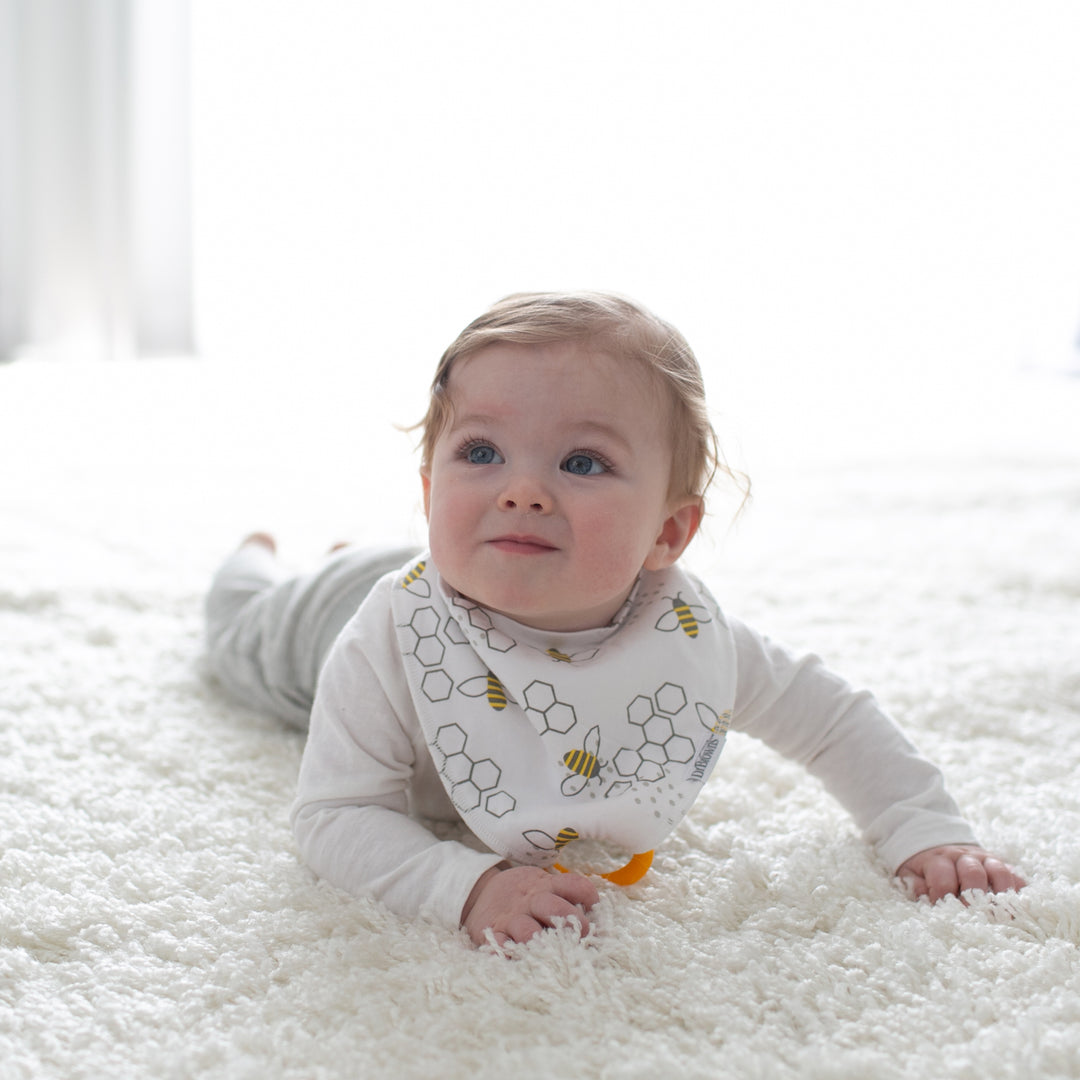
[190,1,1080,479]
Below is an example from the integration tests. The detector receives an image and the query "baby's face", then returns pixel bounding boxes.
[421,340,694,632]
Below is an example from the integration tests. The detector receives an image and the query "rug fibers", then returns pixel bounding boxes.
[1,361,1078,1079]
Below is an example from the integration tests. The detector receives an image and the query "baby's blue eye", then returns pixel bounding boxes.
[466,443,502,465]
[563,453,607,476]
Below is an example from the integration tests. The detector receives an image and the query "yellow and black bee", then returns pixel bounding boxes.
[458,671,511,711]
[401,560,431,597]
[523,826,579,853]
[561,725,603,796]
[696,702,732,736]
[545,646,599,664]
[655,593,711,638]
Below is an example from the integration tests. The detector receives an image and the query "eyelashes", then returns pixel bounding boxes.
[454,436,614,475]
[456,437,503,466]
[562,451,612,476]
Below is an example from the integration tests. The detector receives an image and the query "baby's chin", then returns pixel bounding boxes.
[438,564,632,632]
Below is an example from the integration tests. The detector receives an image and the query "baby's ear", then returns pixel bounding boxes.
[643,498,702,571]
[420,470,432,519]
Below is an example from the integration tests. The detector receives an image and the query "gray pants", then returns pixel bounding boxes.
[204,543,419,730]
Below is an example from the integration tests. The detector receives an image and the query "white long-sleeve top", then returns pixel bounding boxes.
[291,570,978,929]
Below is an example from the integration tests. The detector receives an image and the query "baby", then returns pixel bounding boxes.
[205,291,1025,948]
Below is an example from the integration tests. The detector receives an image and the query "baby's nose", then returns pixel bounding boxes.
[498,473,551,513]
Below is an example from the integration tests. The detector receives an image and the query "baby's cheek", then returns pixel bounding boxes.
[425,514,458,572]
[581,534,646,589]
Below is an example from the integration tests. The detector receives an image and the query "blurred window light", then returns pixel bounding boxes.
[187,2,1080,385]
[0,0,193,362]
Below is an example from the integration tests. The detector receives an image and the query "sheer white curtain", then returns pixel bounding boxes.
[0,0,192,362]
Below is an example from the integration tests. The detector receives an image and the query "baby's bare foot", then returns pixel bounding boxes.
[242,532,277,553]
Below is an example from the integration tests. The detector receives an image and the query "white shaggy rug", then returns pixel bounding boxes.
[2,359,1079,1079]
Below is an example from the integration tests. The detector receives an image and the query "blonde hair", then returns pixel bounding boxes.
[416,291,746,506]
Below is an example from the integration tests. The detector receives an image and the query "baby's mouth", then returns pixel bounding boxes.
[488,535,558,555]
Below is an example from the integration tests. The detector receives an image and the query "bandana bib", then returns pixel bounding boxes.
[390,556,736,872]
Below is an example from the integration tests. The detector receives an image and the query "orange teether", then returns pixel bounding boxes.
[553,849,654,885]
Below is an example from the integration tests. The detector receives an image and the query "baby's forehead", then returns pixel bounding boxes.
[443,342,676,446]
[451,337,659,390]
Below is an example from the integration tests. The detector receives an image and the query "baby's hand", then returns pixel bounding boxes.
[897,844,1026,902]
[461,864,599,949]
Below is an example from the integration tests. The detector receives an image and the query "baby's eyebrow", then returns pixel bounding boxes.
[452,412,633,449]
[448,412,500,433]
[566,419,635,453]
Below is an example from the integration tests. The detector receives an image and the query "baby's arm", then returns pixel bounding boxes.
[727,617,1024,900]
[292,621,503,927]
[292,589,598,943]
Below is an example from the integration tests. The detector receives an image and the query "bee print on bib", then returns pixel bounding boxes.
[458,671,513,711]
[654,594,711,638]
[401,560,431,597]
[523,826,579,853]
[561,726,604,796]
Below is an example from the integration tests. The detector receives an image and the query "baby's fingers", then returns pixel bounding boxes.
[898,846,1027,903]
[551,871,600,911]
[505,914,547,944]
[485,929,511,951]
[954,853,990,896]
[899,871,928,899]
[530,891,590,935]
[984,857,1026,894]
[923,857,962,902]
